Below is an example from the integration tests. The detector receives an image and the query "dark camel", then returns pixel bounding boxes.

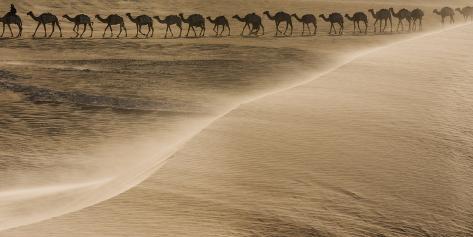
[344,12,368,34]
[263,11,293,36]
[319,13,344,35]
[206,16,230,36]
[232,13,264,36]
[433,7,455,24]
[62,14,93,38]
[179,13,205,37]
[0,13,22,38]
[154,15,182,38]
[410,8,424,31]
[291,13,317,35]
[95,14,127,38]
[126,13,154,38]
[389,8,412,32]
[368,9,392,33]
[455,7,473,21]
[27,11,62,38]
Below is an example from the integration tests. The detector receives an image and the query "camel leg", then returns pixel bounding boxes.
[164,25,169,38]
[396,20,401,32]
[408,20,411,32]
[49,23,56,38]
[56,21,62,37]
[80,24,86,38]
[123,24,128,37]
[1,23,5,38]
[451,15,455,24]
[112,25,117,37]
[283,21,289,36]
[31,22,40,38]
[275,21,280,36]
[226,23,230,36]
[42,23,47,37]
[178,25,182,37]
[103,25,108,38]
[241,23,248,36]
[373,19,378,33]
[89,23,93,37]
[260,24,265,35]
[185,25,191,37]
[213,24,217,36]
[340,23,343,35]
[364,21,368,34]
[7,24,13,37]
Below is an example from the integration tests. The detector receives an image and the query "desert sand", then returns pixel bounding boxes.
[1,0,473,236]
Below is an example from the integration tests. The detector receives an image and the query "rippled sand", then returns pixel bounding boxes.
[1,0,473,236]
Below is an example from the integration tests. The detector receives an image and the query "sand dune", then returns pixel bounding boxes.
[2,19,473,237]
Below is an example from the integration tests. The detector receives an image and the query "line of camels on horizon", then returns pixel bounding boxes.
[0,6,472,39]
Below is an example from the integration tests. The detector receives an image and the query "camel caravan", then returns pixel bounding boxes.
[1,4,472,39]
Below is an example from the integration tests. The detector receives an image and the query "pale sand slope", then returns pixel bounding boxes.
[4,24,473,236]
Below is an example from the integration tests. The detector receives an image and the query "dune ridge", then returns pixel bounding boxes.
[3,22,473,236]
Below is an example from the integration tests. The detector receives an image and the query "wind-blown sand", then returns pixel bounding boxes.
[2,20,473,237]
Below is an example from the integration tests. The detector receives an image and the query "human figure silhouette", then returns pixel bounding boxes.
[9,4,17,16]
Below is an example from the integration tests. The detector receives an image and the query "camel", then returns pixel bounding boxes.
[206,16,230,36]
[232,13,264,36]
[263,11,293,36]
[95,14,127,38]
[389,8,412,32]
[291,13,317,36]
[154,15,182,38]
[179,13,205,37]
[319,13,344,35]
[344,12,368,34]
[0,13,22,38]
[126,13,154,38]
[410,8,424,31]
[455,7,473,21]
[27,11,62,38]
[433,7,455,24]
[62,14,93,38]
[368,9,392,33]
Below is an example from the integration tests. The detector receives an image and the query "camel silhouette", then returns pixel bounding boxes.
[263,11,293,36]
[154,15,182,38]
[179,13,205,37]
[207,16,230,36]
[126,13,153,38]
[95,14,127,38]
[63,14,93,38]
[0,13,22,38]
[344,12,368,34]
[27,11,62,38]
[291,13,317,36]
[455,7,473,21]
[368,9,392,33]
[433,7,455,24]
[410,8,424,31]
[232,13,264,36]
[389,8,411,32]
[319,13,344,35]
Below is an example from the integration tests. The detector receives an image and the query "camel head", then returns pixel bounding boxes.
[26,11,33,16]
[433,9,439,14]
[178,13,185,18]
[232,15,239,19]
[126,13,132,17]
[263,11,269,15]
[344,13,349,18]
[455,8,462,12]
[368,9,374,13]
[94,14,100,19]
[291,13,297,17]
[62,14,68,18]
